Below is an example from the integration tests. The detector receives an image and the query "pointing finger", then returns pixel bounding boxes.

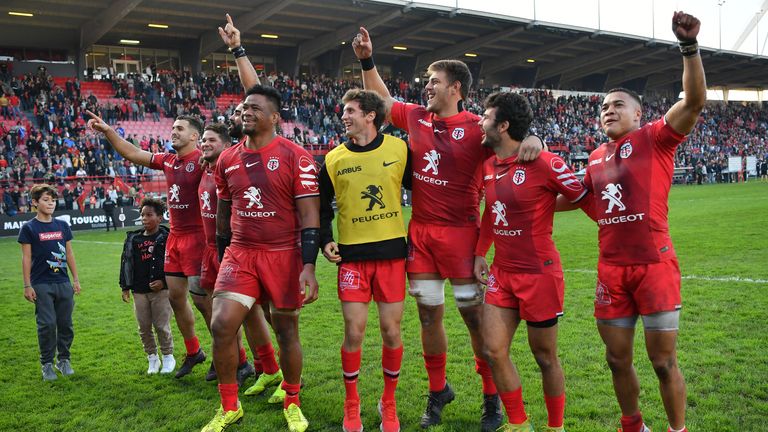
[360,27,369,41]
[226,13,233,26]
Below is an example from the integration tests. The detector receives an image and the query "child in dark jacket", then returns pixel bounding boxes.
[119,198,174,374]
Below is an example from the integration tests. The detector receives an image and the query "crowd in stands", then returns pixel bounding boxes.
[0,67,766,216]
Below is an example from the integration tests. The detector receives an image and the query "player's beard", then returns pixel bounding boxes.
[229,123,244,139]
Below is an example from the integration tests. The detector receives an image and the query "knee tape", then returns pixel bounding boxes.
[452,283,484,308]
[408,279,445,306]
[641,310,680,331]
[187,276,206,296]
[597,315,639,328]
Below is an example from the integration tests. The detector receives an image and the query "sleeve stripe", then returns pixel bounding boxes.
[570,189,589,204]
[295,193,320,199]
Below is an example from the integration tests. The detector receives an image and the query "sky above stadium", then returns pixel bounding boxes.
[395,0,767,55]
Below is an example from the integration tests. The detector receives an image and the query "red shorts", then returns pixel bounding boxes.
[593,258,682,319]
[485,266,565,323]
[407,221,478,279]
[337,259,406,303]
[164,231,203,277]
[200,245,219,292]
[214,245,303,310]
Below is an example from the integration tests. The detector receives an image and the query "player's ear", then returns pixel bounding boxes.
[497,120,509,135]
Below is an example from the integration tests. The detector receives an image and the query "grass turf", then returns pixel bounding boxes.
[0,181,765,431]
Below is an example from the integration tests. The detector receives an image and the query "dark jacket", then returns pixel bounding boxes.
[119,225,169,291]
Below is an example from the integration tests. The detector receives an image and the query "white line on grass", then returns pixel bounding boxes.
[564,268,768,284]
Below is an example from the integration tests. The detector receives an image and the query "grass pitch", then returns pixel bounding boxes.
[0,182,766,431]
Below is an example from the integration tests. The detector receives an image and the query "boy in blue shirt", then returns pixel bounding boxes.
[19,184,82,381]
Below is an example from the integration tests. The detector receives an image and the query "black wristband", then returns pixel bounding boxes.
[359,56,375,71]
[301,228,320,265]
[230,46,247,59]
[216,234,231,263]
[678,40,699,57]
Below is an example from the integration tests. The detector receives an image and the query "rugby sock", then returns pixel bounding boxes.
[341,348,361,401]
[382,344,403,402]
[474,356,498,395]
[544,393,565,428]
[218,383,239,412]
[238,347,248,366]
[282,381,302,408]
[256,344,279,374]
[499,387,528,424]
[253,358,263,374]
[184,336,200,356]
[423,352,447,392]
[620,412,644,432]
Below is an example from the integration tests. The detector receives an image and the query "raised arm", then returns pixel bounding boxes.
[86,110,153,167]
[218,14,261,91]
[665,11,706,135]
[352,27,395,119]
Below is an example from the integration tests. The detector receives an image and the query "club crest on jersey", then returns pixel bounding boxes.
[601,183,626,213]
[595,280,611,305]
[267,157,280,171]
[421,150,441,175]
[619,142,633,159]
[451,128,465,140]
[169,184,180,202]
[244,187,264,209]
[361,185,385,211]
[512,169,526,185]
[186,162,195,172]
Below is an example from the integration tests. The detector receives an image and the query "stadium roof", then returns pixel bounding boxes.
[2,0,767,93]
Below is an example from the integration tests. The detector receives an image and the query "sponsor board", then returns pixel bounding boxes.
[0,207,169,237]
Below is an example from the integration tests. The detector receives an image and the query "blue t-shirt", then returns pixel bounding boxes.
[17,218,73,285]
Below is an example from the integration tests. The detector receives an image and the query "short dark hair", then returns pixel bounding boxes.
[204,123,232,144]
[342,89,387,129]
[606,87,643,106]
[427,60,473,99]
[140,197,165,215]
[245,85,282,113]
[484,92,533,142]
[30,184,58,201]
[176,115,204,136]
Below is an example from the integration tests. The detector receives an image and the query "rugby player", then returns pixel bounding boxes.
[87,111,209,378]
[198,123,260,386]
[572,11,706,432]
[352,27,543,430]
[201,85,320,432]
[474,92,588,432]
[319,89,410,432]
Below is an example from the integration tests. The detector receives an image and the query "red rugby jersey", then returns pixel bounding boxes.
[391,101,491,227]
[583,119,686,265]
[214,137,319,250]
[149,150,203,234]
[476,152,587,273]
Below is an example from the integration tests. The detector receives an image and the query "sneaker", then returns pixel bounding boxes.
[342,399,363,432]
[236,361,255,388]
[283,402,309,432]
[200,404,244,432]
[496,420,534,432]
[42,362,57,381]
[147,354,161,374]
[618,426,651,432]
[243,369,283,396]
[206,363,217,382]
[419,383,455,428]
[378,399,400,432]
[161,354,176,374]
[543,427,565,432]
[481,394,504,432]
[175,349,206,378]
[55,359,75,376]
[267,385,287,404]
